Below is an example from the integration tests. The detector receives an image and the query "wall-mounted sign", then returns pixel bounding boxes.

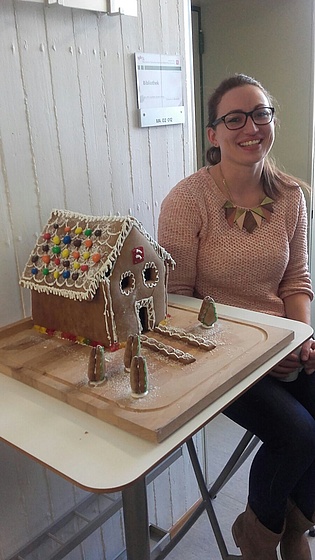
[17,0,137,15]
[135,52,185,128]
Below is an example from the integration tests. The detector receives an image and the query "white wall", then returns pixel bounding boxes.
[198,0,314,184]
[0,2,203,558]
[0,0,196,329]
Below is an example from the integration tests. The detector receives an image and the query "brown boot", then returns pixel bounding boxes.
[280,500,313,560]
[232,503,284,560]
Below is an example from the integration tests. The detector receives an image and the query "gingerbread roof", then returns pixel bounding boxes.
[20,209,175,301]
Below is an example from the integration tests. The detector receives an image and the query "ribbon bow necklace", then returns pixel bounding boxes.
[220,168,274,234]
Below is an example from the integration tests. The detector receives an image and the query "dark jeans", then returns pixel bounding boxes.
[223,370,315,533]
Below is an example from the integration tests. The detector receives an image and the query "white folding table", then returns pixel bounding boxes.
[0,295,312,560]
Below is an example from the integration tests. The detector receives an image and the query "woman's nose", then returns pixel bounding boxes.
[244,116,260,133]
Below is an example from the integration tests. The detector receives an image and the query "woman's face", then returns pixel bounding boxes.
[207,84,275,168]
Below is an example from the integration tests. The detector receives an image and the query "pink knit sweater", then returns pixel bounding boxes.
[158,167,313,317]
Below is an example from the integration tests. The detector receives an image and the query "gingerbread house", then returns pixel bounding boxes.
[20,209,175,348]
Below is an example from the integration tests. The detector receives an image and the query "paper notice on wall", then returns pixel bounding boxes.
[135,52,185,127]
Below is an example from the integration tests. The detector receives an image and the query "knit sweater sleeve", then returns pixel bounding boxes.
[278,189,313,302]
[158,179,204,296]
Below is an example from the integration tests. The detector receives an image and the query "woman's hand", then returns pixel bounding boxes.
[270,338,315,378]
[300,338,315,374]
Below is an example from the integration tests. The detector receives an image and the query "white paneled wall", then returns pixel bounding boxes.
[0,0,194,328]
[0,1,201,558]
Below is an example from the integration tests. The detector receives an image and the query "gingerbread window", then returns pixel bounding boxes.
[142,262,159,288]
[120,271,135,295]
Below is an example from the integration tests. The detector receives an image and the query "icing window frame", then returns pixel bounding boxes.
[120,271,135,295]
[142,262,159,288]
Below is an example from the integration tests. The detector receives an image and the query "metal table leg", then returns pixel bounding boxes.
[122,476,151,560]
[186,438,241,560]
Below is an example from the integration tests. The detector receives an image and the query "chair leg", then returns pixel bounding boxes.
[209,431,260,499]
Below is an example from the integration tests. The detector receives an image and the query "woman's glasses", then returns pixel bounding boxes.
[212,107,275,130]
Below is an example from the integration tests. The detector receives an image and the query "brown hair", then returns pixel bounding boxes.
[206,74,308,199]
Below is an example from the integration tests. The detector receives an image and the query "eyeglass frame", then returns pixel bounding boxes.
[211,106,275,130]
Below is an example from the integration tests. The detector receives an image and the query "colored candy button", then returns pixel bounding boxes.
[92,253,101,263]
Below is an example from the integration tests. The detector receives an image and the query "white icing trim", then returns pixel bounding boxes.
[135,296,155,332]
[142,262,159,288]
[120,270,136,296]
[20,210,175,302]
[102,281,117,346]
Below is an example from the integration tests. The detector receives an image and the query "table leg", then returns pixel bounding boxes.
[122,475,151,560]
[186,438,241,560]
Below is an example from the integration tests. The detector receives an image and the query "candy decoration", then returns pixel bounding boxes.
[198,296,218,328]
[62,270,70,279]
[84,228,92,237]
[42,244,50,252]
[92,253,101,263]
[130,355,148,397]
[54,271,60,279]
[83,251,90,260]
[62,248,70,258]
[84,239,93,248]
[53,235,60,245]
[87,345,107,384]
[73,261,80,270]
[73,239,82,247]
[31,267,38,275]
[43,232,51,240]
[64,226,71,233]
[75,226,83,234]
[42,255,50,264]
[31,255,39,263]
[52,246,61,254]
[124,334,141,371]
[33,324,122,352]
[72,250,80,259]
[63,235,71,245]
[94,229,102,237]
[81,264,88,272]
[43,267,50,276]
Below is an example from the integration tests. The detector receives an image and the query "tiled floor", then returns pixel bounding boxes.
[166,414,315,560]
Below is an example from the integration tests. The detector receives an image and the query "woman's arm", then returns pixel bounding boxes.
[271,292,315,377]
[158,183,202,296]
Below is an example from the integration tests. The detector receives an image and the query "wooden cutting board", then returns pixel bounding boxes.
[0,305,294,442]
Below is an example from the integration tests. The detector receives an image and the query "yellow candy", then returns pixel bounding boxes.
[54,271,60,279]
[53,235,60,245]
[83,251,90,260]
[75,226,83,234]
[62,248,70,258]
[73,261,80,270]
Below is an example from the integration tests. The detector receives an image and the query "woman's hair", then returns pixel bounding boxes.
[206,74,308,199]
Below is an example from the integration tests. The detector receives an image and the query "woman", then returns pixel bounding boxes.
[158,74,315,560]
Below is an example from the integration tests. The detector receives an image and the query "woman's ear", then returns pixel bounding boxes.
[207,127,219,147]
